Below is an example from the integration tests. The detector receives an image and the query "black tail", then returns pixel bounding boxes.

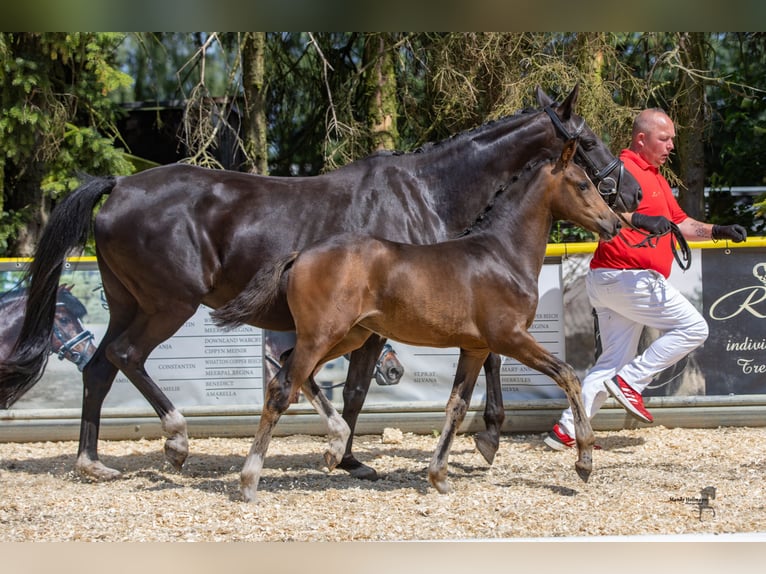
[0,175,117,408]
[211,252,298,329]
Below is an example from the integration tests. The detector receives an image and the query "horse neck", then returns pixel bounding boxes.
[472,164,555,272]
[416,111,557,235]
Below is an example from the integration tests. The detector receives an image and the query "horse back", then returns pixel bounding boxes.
[92,163,445,321]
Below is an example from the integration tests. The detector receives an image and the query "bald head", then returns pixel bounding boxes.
[629,108,675,167]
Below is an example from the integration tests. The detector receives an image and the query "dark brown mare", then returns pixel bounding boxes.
[213,139,619,500]
[0,85,640,484]
[0,285,96,372]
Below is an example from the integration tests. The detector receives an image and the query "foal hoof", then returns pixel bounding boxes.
[338,456,379,481]
[575,460,592,483]
[323,450,344,472]
[473,431,499,465]
[428,474,451,494]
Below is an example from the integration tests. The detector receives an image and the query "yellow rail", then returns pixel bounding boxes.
[545,236,766,257]
[2,236,765,265]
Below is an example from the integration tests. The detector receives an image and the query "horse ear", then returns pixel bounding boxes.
[560,138,578,166]
[535,85,553,107]
[557,83,580,121]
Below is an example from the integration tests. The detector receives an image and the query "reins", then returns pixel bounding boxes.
[615,211,692,271]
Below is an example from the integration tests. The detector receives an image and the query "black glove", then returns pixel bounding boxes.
[712,224,747,243]
[631,212,672,235]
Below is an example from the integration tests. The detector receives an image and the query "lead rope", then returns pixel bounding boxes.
[615,212,692,271]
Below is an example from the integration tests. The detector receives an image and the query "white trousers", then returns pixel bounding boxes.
[557,268,708,437]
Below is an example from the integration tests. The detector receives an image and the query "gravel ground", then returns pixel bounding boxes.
[1,425,765,542]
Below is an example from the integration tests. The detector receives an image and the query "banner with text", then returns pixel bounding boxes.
[699,247,766,395]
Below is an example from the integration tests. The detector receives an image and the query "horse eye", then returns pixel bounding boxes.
[579,181,589,191]
[580,138,596,152]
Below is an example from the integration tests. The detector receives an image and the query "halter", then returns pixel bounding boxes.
[52,302,95,369]
[544,106,626,210]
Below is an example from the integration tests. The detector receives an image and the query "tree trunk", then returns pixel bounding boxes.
[364,33,399,152]
[241,32,268,174]
[675,32,709,219]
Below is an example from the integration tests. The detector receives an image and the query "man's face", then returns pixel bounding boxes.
[638,113,675,167]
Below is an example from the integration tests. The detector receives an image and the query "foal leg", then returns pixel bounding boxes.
[241,366,294,502]
[301,376,350,470]
[428,350,487,494]
[240,342,346,501]
[473,352,505,465]
[497,333,594,481]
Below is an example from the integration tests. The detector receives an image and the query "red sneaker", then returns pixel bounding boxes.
[544,423,574,450]
[604,375,654,423]
[543,423,602,451]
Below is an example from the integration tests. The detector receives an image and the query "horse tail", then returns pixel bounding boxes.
[211,252,299,329]
[0,175,117,408]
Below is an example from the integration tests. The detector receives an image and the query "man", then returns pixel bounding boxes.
[545,108,747,450]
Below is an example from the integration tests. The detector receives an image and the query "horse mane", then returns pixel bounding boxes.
[364,108,539,159]
[455,155,552,237]
[58,288,88,318]
[0,286,87,317]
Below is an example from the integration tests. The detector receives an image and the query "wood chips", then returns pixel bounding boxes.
[1,425,765,542]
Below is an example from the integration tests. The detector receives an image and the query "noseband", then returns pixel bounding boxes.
[52,303,95,369]
[544,106,625,210]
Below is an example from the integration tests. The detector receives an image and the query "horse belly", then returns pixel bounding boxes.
[361,288,484,350]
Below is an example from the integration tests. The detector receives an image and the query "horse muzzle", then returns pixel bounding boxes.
[56,329,96,370]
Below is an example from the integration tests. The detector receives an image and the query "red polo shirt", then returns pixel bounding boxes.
[590,148,688,278]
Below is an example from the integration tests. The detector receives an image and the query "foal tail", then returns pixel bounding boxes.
[211,252,299,329]
[0,175,117,408]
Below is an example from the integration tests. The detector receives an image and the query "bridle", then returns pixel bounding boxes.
[52,301,95,370]
[544,105,691,271]
[544,106,626,211]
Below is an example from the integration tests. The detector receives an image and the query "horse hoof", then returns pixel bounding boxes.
[323,450,342,471]
[164,441,188,471]
[338,457,379,481]
[163,431,189,468]
[75,458,122,481]
[575,460,592,483]
[428,475,451,494]
[473,431,499,465]
[240,485,258,503]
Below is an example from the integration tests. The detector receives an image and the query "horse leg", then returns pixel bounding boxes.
[338,334,387,480]
[103,307,197,472]
[75,333,122,480]
[240,343,343,502]
[496,333,594,481]
[428,350,487,494]
[240,364,294,502]
[473,352,504,465]
[302,375,351,471]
